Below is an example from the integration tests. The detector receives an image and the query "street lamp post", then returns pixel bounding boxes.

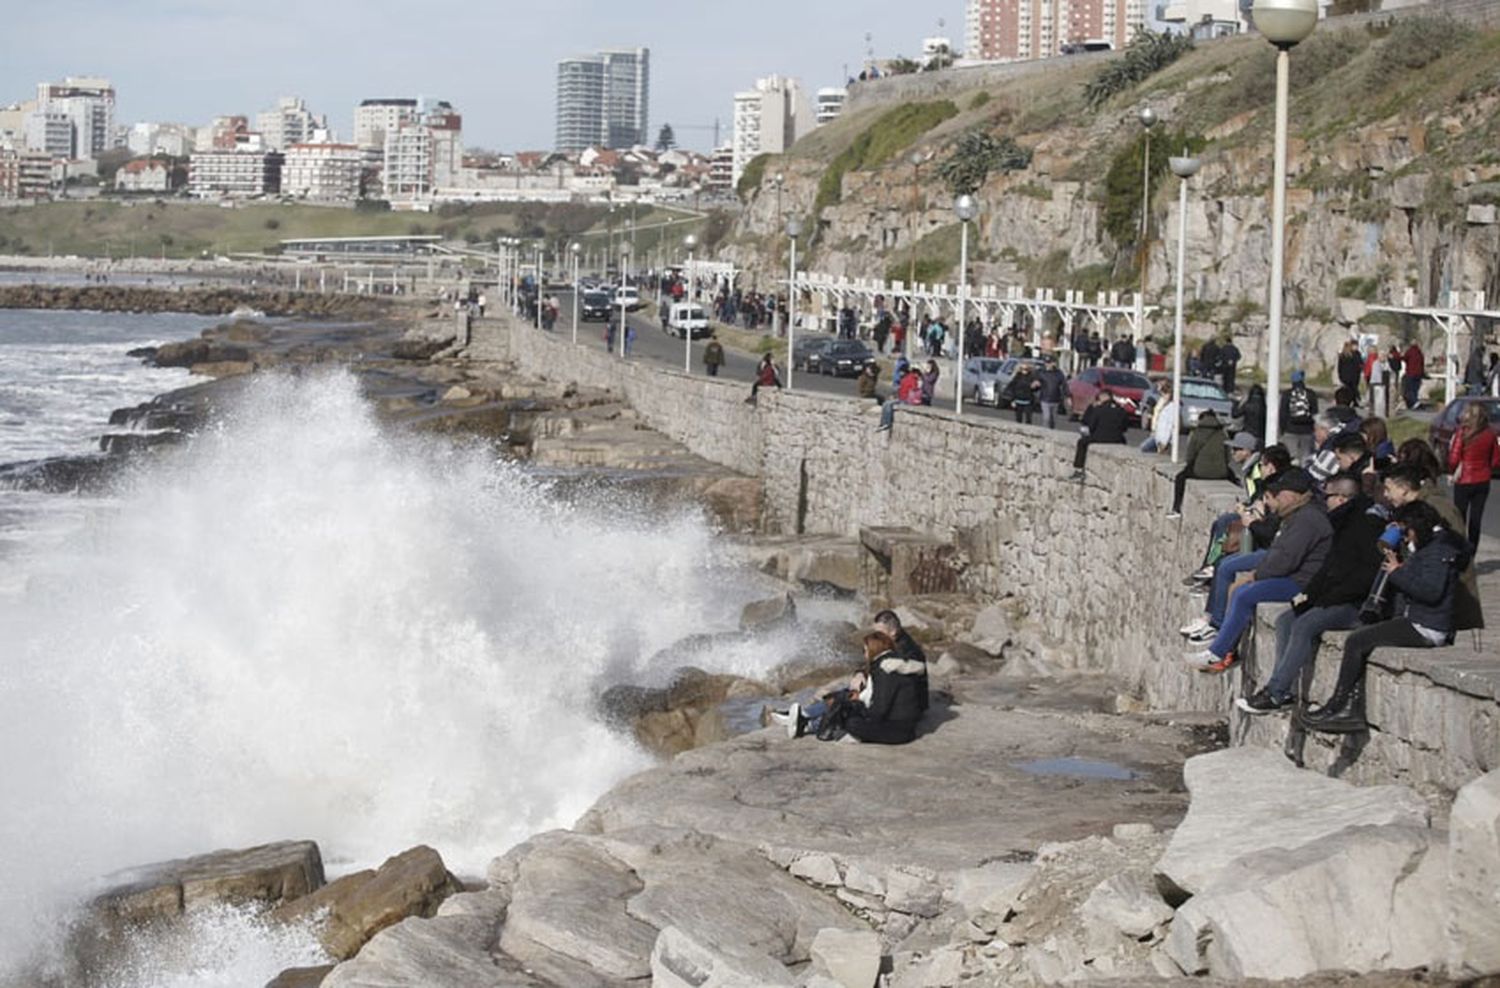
[534,244,543,330]
[570,242,582,343]
[907,150,923,360]
[618,246,631,358]
[683,233,698,373]
[787,217,803,392]
[954,194,978,418]
[1135,105,1158,372]
[1169,154,1201,465]
[773,172,784,221]
[1254,0,1318,446]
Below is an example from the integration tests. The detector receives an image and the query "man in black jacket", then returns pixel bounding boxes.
[873,610,929,711]
[1237,473,1385,713]
[1071,390,1130,480]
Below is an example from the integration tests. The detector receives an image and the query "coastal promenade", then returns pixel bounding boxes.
[472,311,1500,800]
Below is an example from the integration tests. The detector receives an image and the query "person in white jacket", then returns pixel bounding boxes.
[1140,381,1178,454]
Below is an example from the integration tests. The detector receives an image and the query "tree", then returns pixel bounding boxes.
[655,124,677,152]
[936,129,1032,196]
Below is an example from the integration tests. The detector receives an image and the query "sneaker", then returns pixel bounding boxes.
[1185,626,1217,645]
[1187,584,1209,598]
[1178,617,1211,637]
[1183,648,1218,669]
[836,733,861,744]
[875,423,891,432]
[1190,565,1214,582]
[1165,511,1182,521]
[768,703,803,739]
[1070,469,1085,481]
[1207,651,1239,673]
[1236,689,1292,715]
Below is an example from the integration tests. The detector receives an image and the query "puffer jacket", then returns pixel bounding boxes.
[1184,413,1229,480]
[862,651,926,725]
[1390,528,1472,636]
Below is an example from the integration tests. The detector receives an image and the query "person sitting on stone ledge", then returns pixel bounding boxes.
[877,364,926,432]
[1237,471,1386,715]
[1381,464,1485,632]
[1069,389,1129,481]
[748,353,782,404]
[1183,468,1332,673]
[770,631,926,744]
[1166,409,1233,520]
[874,609,929,712]
[1183,441,1290,592]
[1301,500,1470,734]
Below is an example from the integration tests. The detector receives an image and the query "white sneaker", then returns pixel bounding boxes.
[783,703,803,739]
[1178,617,1211,637]
[1186,626,1217,644]
[836,733,861,744]
[1165,511,1182,520]
[1183,648,1218,669]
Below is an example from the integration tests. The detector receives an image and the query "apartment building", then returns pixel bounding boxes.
[23,110,72,158]
[354,98,416,150]
[256,97,327,151]
[554,48,650,152]
[0,148,54,199]
[36,76,115,159]
[282,141,363,201]
[115,158,173,193]
[815,88,847,126]
[730,75,811,186]
[965,0,1147,61]
[188,135,283,198]
[126,122,197,158]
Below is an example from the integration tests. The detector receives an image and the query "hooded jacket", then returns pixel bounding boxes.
[1184,412,1230,479]
[892,629,929,711]
[1390,528,1472,636]
[1416,488,1485,630]
[1301,496,1386,607]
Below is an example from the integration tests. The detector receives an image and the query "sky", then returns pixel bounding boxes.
[0,0,959,152]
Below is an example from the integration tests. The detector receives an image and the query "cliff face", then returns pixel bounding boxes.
[724,14,1500,378]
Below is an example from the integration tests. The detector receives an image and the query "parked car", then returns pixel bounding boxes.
[792,334,836,372]
[612,285,643,311]
[816,340,878,377]
[1067,366,1154,424]
[1140,376,1235,432]
[666,302,712,339]
[579,290,612,321]
[1429,396,1500,475]
[992,357,1047,408]
[962,357,1006,406]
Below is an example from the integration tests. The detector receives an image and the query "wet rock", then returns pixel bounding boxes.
[270,845,462,960]
[1154,747,1429,899]
[91,840,324,927]
[152,337,252,368]
[650,925,794,988]
[809,928,880,988]
[1165,824,1446,979]
[740,592,798,632]
[321,915,539,988]
[392,336,453,361]
[1447,767,1500,976]
[264,965,335,988]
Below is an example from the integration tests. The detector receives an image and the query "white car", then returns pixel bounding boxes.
[666,302,711,340]
[612,285,643,311]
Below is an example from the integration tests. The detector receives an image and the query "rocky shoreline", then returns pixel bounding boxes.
[8,302,1499,988]
[0,284,397,319]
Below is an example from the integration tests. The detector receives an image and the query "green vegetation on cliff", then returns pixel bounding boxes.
[813,101,960,217]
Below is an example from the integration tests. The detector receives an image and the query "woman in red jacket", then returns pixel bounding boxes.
[1448,402,1500,550]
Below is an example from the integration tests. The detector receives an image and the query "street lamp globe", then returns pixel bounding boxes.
[773,172,784,187]
[909,150,923,168]
[954,194,978,222]
[570,242,581,255]
[1139,106,1158,129]
[786,217,803,238]
[1169,156,1200,179]
[683,233,698,249]
[1253,0,1318,48]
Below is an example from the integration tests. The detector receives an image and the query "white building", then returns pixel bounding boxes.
[188,138,283,198]
[23,109,72,157]
[115,158,172,193]
[354,98,417,150]
[379,99,461,202]
[36,76,115,160]
[1158,0,1246,36]
[256,97,327,151]
[707,146,734,192]
[0,148,53,199]
[283,141,363,201]
[554,48,651,152]
[730,75,811,186]
[814,88,847,127]
[126,122,197,158]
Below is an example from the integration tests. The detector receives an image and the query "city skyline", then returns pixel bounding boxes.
[0,1,957,152]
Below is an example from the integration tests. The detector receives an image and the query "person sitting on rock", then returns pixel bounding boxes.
[873,609,929,712]
[1301,500,1470,734]
[771,632,926,744]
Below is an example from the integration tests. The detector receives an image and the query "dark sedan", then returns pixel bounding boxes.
[815,340,878,377]
[1429,396,1500,475]
[579,291,612,321]
[792,335,837,372]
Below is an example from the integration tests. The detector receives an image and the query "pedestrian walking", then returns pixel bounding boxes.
[1036,355,1067,429]
[1447,401,1500,551]
[1401,340,1426,409]
[703,335,725,377]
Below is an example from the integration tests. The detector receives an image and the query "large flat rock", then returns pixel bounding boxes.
[92,840,325,924]
[321,914,541,988]
[1447,767,1500,976]
[1154,748,1430,899]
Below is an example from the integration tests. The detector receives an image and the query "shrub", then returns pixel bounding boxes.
[1380,14,1468,70]
[1336,276,1380,300]
[1083,31,1194,110]
[1102,128,1206,248]
[968,91,992,111]
[813,101,959,216]
[263,218,280,230]
[936,129,1032,196]
[736,154,772,201]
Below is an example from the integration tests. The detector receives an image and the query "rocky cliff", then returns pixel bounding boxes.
[724,12,1500,378]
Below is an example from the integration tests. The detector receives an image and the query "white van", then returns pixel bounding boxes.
[667,302,711,339]
[612,285,643,311]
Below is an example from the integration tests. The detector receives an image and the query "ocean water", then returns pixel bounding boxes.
[0,315,810,985]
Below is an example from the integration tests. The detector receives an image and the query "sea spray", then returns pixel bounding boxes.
[0,370,795,982]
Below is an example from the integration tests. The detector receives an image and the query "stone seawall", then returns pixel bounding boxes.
[494,316,1498,798]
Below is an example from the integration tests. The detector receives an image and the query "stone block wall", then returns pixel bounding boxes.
[494,316,1497,798]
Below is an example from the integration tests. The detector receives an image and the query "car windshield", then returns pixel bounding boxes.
[583,292,609,304]
[830,343,867,355]
[1182,381,1228,400]
[974,359,1002,373]
[1102,371,1150,389]
[680,307,706,320]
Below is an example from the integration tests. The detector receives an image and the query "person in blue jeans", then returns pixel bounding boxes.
[1184,468,1332,671]
[1237,474,1386,713]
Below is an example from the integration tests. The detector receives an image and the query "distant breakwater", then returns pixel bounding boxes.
[0,284,397,320]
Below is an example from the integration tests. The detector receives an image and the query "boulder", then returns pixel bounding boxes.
[650,925,795,988]
[270,845,463,960]
[1154,747,1429,899]
[1165,824,1447,979]
[740,592,798,632]
[1079,874,1173,941]
[964,602,1014,655]
[152,338,253,368]
[809,928,881,988]
[92,840,324,926]
[950,862,1035,921]
[321,915,542,988]
[1446,767,1500,976]
[264,965,335,988]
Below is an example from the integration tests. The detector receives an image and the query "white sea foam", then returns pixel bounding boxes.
[0,370,791,983]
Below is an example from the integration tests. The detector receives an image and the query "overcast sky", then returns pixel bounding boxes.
[1,0,958,151]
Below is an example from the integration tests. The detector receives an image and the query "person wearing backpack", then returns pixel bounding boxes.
[1280,370,1318,460]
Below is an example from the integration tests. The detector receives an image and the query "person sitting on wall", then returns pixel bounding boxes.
[1381,464,1485,632]
[748,353,782,403]
[1166,409,1234,520]
[1237,472,1386,714]
[769,631,926,744]
[1182,467,1332,673]
[1183,440,1291,591]
[877,365,927,432]
[1300,499,1469,733]
[1069,389,1129,481]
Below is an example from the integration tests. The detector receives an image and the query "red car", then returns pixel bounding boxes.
[1067,367,1154,425]
[1429,396,1500,477]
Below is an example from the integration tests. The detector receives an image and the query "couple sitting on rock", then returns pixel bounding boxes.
[770,610,929,745]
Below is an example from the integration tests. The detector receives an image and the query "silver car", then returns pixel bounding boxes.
[962,357,1006,406]
[992,357,1047,408]
[1142,376,1236,431]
